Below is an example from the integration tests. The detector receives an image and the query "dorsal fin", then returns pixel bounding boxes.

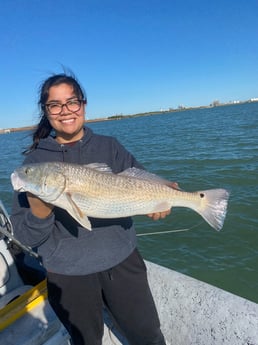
[118,167,170,185]
[84,163,113,173]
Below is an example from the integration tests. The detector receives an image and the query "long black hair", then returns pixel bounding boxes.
[24,73,87,154]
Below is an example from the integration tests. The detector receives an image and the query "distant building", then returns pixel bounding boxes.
[211,100,220,107]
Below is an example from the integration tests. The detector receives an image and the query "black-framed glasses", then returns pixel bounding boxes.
[45,99,86,115]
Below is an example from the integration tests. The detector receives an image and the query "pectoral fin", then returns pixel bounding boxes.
[65,192,92,230]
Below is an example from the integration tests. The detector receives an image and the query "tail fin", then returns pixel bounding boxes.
[196,189,230,231]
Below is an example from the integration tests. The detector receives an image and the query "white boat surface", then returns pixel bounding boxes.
[0,200,258,345]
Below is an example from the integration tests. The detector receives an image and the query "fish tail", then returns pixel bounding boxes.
[195,188,230,231]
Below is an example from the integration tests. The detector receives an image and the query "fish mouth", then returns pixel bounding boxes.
[10,172,25,192]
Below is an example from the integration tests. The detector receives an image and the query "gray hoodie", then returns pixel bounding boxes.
[11,127,143,275]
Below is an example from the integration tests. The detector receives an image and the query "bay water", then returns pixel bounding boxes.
[0,102,257,303]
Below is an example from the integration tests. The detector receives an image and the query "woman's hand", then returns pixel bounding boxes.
[147,209,171,220]
[27,192,54,219]
[147,181,179,221]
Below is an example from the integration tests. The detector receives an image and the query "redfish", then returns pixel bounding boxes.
[11,162,229,231]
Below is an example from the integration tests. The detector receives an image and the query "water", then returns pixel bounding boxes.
[1,102,258,303]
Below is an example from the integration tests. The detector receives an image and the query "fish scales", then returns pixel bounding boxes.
[66,169,170,215]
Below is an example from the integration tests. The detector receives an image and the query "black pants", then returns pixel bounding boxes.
[47,249,166,345]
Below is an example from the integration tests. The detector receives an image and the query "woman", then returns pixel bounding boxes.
[11,73,171,345]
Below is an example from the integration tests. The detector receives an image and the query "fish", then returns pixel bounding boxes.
[11,162,229,231]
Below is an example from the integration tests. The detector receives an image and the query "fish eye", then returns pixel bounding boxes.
[24,167,31,175]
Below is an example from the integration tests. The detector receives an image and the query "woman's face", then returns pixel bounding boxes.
[46,83,86,143]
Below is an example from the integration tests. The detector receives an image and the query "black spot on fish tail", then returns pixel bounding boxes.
[200,193,205,198]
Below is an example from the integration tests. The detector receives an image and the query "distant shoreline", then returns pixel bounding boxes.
[1,100,257,134]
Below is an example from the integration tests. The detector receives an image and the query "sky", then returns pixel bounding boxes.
[1,0,258,129]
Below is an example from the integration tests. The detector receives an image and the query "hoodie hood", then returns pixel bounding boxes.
[24,127,94,165]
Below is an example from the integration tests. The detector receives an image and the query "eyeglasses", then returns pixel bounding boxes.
[45,99,86,115]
